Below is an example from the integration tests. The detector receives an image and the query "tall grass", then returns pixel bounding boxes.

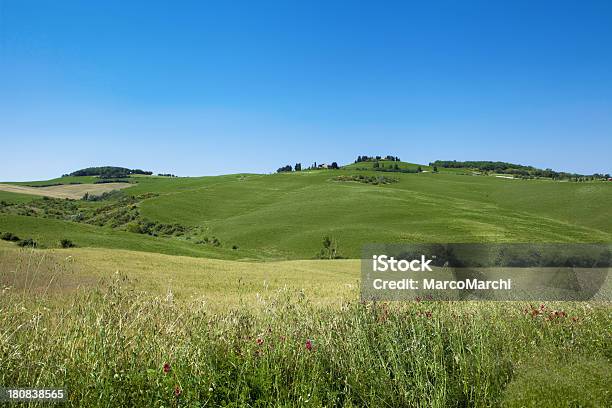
[0,252,610,407]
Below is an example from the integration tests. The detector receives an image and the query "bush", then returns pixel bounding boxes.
[334,175,398,185]
[196,237,221,247]
[317,235,343,259]
[126,222,142,234]
[1,232,20,242]
[59,239,76,248]
[17,238,37,247]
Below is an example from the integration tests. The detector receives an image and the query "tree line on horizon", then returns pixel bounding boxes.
[430,160,610,181]
[66,166,153,179]
[277,162,340,173]
[355,155,400,163]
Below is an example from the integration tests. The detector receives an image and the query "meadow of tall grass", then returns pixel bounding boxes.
[0,251,610,407]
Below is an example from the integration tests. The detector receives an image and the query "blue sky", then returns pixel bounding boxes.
[1,0,611,180]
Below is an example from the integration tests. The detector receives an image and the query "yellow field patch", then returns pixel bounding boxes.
[0,182,132,199]
[0,245,360,310]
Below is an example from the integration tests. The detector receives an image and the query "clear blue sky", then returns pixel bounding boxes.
[1,0,611,180]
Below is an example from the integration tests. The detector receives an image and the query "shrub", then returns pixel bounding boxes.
[334,175,398,185]
[59,239,76,248]
[317,235,343,259]
[1,232,20,242]
[17,238,37,247]
[126,222,142,234]
[83,190,126,202]
[196,237,221,247]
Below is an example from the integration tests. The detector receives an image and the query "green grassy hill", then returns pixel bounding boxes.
[1,163,610,259]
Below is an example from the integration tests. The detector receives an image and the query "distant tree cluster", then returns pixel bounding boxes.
[68,167,153,179]
[369,164,422,174]
[278,161,339,172]
[430,160,609,180]
[157,173,177,177]
[277,165,293,173]
[355,155,400,163]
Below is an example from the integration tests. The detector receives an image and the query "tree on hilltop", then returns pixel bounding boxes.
[277,165,292,173]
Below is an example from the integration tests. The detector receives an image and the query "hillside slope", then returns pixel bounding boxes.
[1,167,610,259]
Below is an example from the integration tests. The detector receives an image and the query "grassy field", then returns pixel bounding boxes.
[0,243,357,308]
[0,182,132,199]
[0,246,610,407]
[139,171,611,259]
[0,164,610,406]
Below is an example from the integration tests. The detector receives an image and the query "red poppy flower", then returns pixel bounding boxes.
[163,363,171,374]
[306,339,313,351]
[174,386,181,397]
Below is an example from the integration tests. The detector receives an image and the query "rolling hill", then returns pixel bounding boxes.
[0,162,610,260]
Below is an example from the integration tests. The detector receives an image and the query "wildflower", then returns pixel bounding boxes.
[163,363,171,374]
[256,337,264,346]
[174,385,181,397]
[306,339,313,351]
